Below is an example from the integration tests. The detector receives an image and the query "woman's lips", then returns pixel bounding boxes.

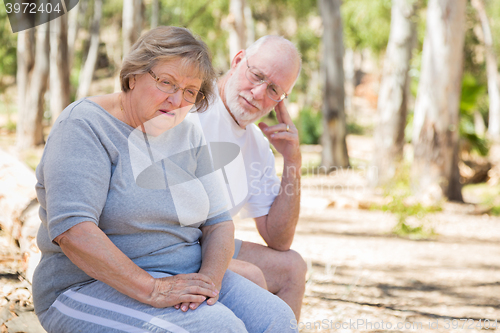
[159,109,175,117]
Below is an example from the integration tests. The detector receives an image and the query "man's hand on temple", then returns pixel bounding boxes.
[258,101,302,171]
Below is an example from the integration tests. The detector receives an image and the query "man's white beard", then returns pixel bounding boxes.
[225,74,273,128]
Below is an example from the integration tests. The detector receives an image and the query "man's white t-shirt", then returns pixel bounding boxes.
[189,93,281,219]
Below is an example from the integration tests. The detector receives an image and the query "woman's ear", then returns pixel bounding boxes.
[129,75,136,90]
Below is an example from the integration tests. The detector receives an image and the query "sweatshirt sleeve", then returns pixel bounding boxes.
[40,117,112,242]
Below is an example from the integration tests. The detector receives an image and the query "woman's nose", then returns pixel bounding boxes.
[167,89,183,108]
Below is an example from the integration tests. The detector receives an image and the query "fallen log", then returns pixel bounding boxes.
[0,148,41,282]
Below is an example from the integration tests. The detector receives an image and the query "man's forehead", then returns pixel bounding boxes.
[248,51,298,91]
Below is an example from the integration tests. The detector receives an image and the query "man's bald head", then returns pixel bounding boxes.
[245,36,302,93]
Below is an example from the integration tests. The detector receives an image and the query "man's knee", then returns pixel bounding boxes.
[279,249,307,281]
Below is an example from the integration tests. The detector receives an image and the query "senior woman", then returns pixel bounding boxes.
[33,26,297,333]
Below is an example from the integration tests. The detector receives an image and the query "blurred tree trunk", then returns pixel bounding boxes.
[471,0,500,141]
[17,23,50,151]
[77,0,102,100]
[134,0,143,39]
[244,2,254,46]
[411,0,466,202]
[319,0,349,169]
[16,29,35,141]
[50,15,70,124]
[370,0,417,187]
[123,0,134,56]
[123,0,142,57]
[344,48,354,114]
[67,0,82,69]
[151,0,159,28]
[228,0,246,60]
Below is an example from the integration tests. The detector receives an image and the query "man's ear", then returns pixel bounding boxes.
[230,50,246,70]
[129,75,136,90]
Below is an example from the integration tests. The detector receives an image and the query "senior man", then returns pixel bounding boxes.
[196,35,306,320]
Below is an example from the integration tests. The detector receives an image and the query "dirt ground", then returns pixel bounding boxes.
[234,173,500,333]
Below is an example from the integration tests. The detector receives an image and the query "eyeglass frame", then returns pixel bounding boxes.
[147,70,205,104]
[244,58,288,103]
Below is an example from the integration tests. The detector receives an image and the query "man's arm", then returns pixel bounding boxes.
[254,165,300,250]
[256,101,302,251]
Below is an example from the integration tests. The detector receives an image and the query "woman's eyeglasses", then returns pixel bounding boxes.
[148,70,205,104]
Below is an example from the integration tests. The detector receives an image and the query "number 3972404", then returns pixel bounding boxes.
[5,2,62,14]
[443,319,498,330]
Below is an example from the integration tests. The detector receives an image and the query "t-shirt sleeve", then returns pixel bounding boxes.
[239,148,281,220]
[41,118,111,242]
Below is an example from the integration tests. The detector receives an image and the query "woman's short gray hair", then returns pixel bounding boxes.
[120,26,216,113]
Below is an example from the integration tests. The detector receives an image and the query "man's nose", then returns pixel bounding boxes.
[251,83,268,100]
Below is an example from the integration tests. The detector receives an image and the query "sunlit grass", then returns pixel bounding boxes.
[463,183,500,216]
[369,163,441,239]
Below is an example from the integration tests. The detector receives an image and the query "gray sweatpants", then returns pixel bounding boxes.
[38,270,297,333]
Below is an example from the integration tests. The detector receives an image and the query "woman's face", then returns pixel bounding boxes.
[126,58,203,135]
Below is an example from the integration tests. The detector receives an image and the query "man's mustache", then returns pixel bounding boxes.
[239,93,262,111]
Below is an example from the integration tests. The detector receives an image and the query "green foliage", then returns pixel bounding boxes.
[404,112,414,143]
[0,93,17,132]
[347,121,368,135]
[0,10,17,87]
[102,0,123,23]
[341,0,392,55]
[370,164,440,239]
[459,73,489,156]
[293,26,321,86]
[296,107,322,144]
[460,73,486,112]
[456,2,492,157]
[464,3,487,81]
[5,120,16,132]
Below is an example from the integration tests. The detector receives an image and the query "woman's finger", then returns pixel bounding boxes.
[180,302,190,312]
[206,295,219,306]
[189,301,203,310]
[149,276,218,308]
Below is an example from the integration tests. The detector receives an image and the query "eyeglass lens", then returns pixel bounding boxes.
[150,71,204,103]
[246,67,285,102]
